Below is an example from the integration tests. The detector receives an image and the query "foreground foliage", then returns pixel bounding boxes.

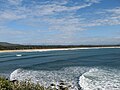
[0,77,46,90]
[0,77,70,90]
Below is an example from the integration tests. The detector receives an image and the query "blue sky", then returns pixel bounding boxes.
[0,0,120,45]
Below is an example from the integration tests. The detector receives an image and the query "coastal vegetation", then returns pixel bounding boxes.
[0,42,120,50]
[0,77,70,90]
[0,77,45,90]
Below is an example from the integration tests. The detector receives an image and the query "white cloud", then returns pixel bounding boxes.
[79,7,120,27]
[0,11,26,21]
[8,0,23,5]
[1,0,119,32]
[0,0,100,20]
[106,7,120,14]
[85,0,101,3]
[0,0,97,32]
[1,0,120,44]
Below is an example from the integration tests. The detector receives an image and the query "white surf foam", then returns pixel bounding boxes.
[10,67,120,90]
[16,54,22,57]
[10,67,89,90]
[79,68,120,90]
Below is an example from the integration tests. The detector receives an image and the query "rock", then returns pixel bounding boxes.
[10,80,18,84]
[51,83,56,86]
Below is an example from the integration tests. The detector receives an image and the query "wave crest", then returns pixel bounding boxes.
[10,67,89,90]
[79,68,120,90]
[10,67,120,90]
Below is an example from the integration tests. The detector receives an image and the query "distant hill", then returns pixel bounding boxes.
[0,42,20,47]
[0,42,120,50]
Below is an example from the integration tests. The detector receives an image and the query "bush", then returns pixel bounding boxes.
[0,77,71,90]
[0,77,47,90]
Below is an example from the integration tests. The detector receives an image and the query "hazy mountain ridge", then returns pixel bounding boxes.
[0,42,20,47]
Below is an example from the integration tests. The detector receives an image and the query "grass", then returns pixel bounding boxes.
[0,77,50,90]
[0,77,69,90]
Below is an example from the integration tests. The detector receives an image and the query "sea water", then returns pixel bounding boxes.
[0,48,120,90]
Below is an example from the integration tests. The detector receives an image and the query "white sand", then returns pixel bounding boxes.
[0,47,120,53]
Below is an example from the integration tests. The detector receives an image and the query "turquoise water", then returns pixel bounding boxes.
[0,48,120,90]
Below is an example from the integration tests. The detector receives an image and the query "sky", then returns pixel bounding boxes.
[0,0,120,45]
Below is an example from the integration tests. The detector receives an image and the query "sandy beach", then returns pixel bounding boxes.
[0,46,120,53]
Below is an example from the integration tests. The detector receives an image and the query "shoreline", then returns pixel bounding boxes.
[0,46,120,53]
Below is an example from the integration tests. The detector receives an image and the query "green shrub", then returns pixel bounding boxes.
[0,77,47,90]
[0,77,70,90]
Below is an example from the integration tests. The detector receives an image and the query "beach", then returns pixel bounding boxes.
[0,46,120,53]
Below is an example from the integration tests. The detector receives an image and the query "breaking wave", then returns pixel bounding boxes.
[79,68,120,90]
[10,67,120,90]
[10,67,89,90]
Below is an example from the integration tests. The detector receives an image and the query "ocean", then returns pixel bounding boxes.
[0,48,120,90]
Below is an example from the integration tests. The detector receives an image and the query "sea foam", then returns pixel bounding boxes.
[10,67,120,90]
[79,68,120,90]
[10,67,89,90]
